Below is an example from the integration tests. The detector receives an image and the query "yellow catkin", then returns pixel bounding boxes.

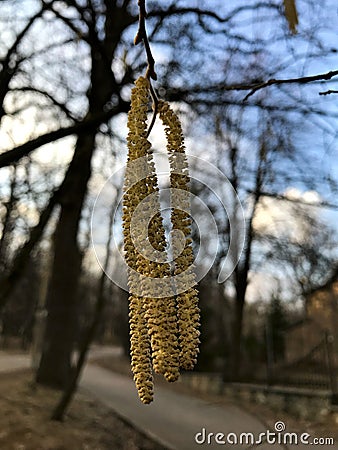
[133,163,180,382]
[123,76,154,404]
[129,294,153,404]
[123,77,200,401]
[123,77,180,402]
[158,100,201,371]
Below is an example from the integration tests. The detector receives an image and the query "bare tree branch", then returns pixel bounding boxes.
[0,103,128,168]
[1,6,44,65]
[243,70,338,100]
[164,69,338,103]
[319,89,338,96]
[166,88,338,121]
[248,189,338,210]
[0,186,60,310]
[42,0,89,43]
[148,3,279,24]
[10,87,79,121]
[0,6,45,118]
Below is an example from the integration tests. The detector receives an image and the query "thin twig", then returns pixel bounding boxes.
[134,0,159,137]
[319,89,338,96]
[134,0,157,80]
[243,69,338,100]
[247,189,338,210]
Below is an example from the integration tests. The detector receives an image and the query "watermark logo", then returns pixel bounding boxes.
[91,153,245,295]
[274,420,286,432]
[194,422,335,446]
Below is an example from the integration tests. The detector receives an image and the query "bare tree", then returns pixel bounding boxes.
[0,0,337,388]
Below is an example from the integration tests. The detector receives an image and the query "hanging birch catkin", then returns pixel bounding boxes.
[158,100,201,370]
[123,76,200,403]
[123,76,154,404]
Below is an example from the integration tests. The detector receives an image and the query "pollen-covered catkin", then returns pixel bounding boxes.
[137,165,180,382]
[123,76,154,404]
[123,78,200,402]
[123,77,180,402]
[129,294,153,404]
[158,100,201,371]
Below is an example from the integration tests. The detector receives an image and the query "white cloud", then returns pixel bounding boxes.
[32,138,75,166]
[284,187,321,204]
[253,187,322,243]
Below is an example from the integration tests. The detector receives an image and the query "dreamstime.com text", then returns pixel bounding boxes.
[195,422,335,446]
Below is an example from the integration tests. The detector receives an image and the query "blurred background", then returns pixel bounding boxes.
[0,1,338,445]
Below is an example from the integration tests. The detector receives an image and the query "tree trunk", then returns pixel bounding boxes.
[230,283,246,380]
[228,137,265,381]
[51,196,115,419]
[36,132,95,388]
[35,2,136,388]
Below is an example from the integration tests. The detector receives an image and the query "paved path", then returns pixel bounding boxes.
[0,351,30,373]
[81,365,337,450]
[82,364,281,449]
[0,346,120,374]
[0,350,337,450]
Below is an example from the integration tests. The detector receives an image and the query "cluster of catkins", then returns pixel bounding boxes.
[122,76,200,404]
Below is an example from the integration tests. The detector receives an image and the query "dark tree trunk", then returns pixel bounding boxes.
[230,280,246,380]
[35,2,134,388]
[51,196,115,419]
[36,132,96,388]
[229,140,265,381]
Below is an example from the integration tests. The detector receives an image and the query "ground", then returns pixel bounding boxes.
[95,353,338,443]
[0,370,161,450]
[1,350,337,449]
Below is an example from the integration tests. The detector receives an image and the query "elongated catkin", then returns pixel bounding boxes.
[158,100,200,370]
[123,77,199,403]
